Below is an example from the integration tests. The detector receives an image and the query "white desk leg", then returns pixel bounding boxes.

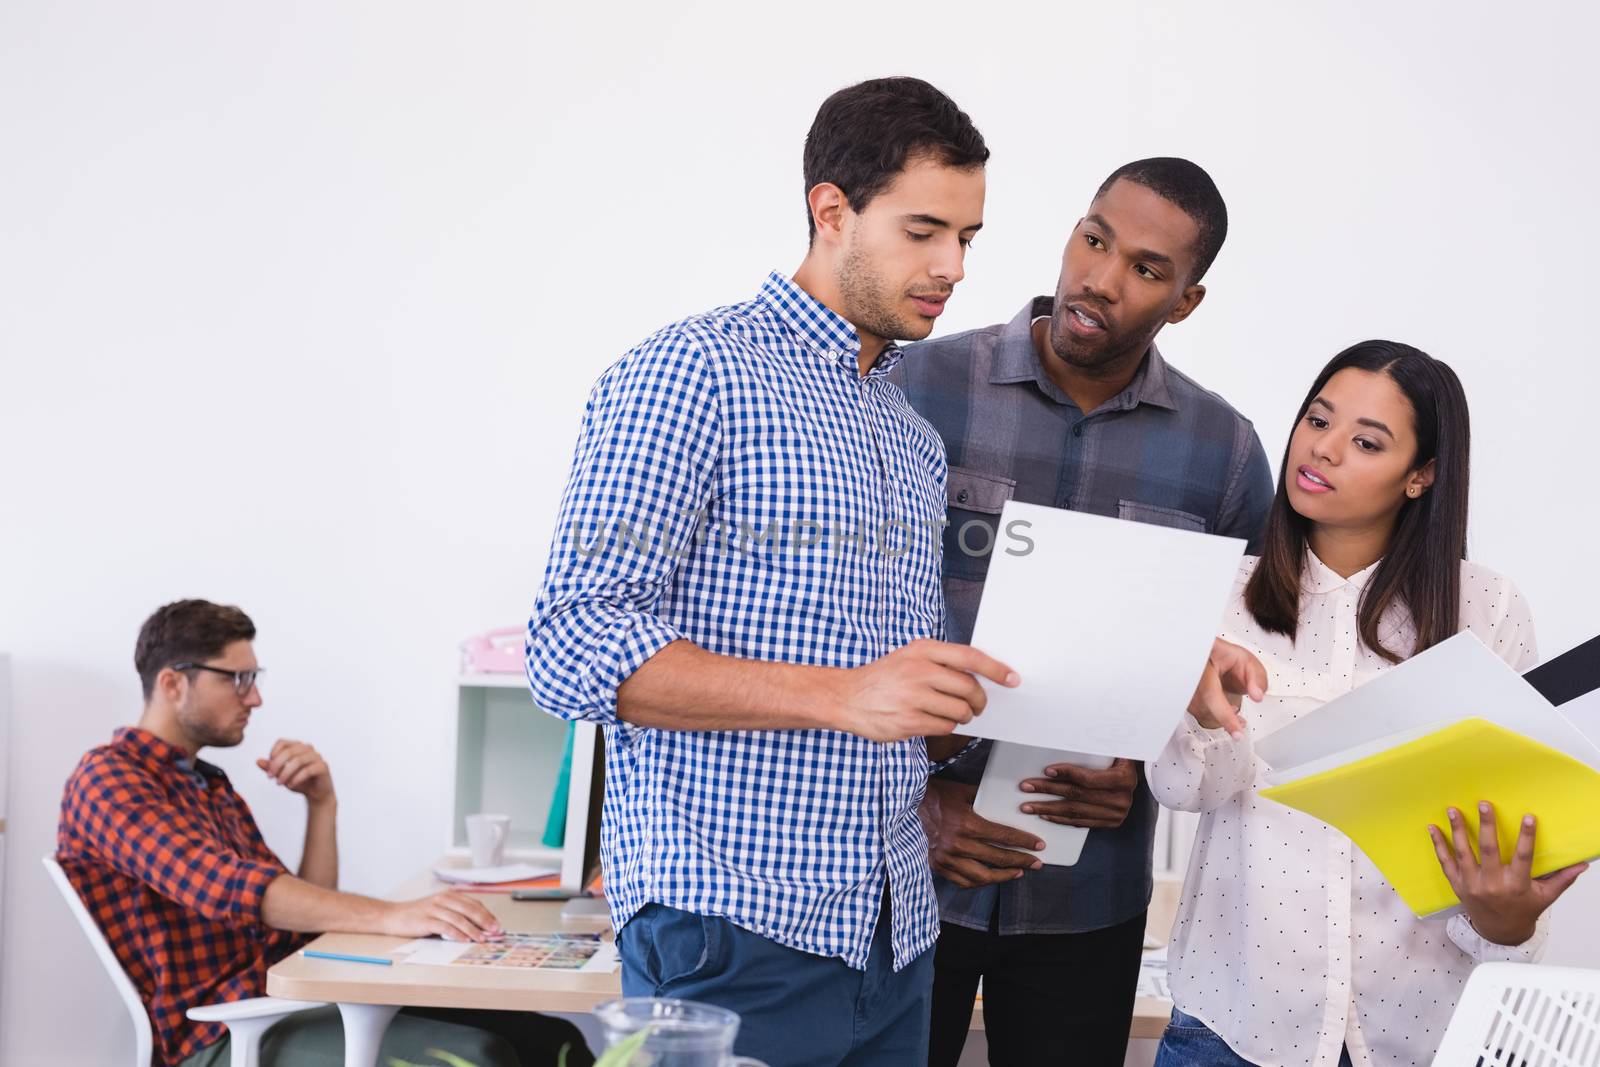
[336,1002,401,1067]
[225,1016,277,1067]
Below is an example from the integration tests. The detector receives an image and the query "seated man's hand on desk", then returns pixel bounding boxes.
[261,875,505,943]
[920,778,1044,888]
[381,891,507,942]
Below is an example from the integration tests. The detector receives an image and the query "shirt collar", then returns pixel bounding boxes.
[1301,548,1382,596]
[989,296,1179,412]
[114,726,226,783]
[758,270,906,377]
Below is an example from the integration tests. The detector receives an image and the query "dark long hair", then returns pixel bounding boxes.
[1243,341,1471,662]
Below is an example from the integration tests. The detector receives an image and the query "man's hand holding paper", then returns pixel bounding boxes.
[825,638,1020,743]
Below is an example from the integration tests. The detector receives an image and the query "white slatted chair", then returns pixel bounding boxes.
[1433,961,1600,1066]
[44,856,325,1067]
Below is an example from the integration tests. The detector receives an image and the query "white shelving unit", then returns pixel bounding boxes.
[450,674,600,884]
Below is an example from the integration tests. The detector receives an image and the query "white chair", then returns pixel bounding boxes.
[44,856,325,1067]
[1433,961,1600,1066]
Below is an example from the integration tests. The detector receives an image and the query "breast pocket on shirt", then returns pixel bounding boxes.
[1116,499,1208,534]
[943,467,1017,583]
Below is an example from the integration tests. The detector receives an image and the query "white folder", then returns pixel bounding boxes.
[973,743,1111,866]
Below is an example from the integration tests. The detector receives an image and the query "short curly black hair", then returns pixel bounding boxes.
[134,599,255,699]
[803,76,988,242]
[1096,157,1228,283]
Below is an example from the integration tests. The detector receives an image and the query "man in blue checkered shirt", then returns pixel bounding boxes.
[525,77,1015,1065]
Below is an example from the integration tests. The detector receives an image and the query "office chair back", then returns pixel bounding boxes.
[43,855,155,1067]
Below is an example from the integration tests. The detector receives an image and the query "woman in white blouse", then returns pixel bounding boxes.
[1148,341,1588,1067]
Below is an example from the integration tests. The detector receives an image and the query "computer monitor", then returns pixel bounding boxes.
[559,722,604,894]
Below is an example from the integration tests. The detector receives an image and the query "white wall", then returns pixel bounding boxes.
[2,1,1597,1061]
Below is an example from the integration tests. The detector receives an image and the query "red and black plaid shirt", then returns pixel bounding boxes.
[57,727,307,1066]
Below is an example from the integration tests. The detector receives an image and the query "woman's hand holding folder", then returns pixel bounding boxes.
[1428,802,1589,946]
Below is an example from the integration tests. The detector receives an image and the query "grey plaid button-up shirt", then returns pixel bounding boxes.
[893,295,1273,935]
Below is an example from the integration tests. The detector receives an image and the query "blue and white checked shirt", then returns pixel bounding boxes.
[527,271,950,970]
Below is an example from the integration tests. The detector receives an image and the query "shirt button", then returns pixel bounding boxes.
[1073,425,1084,438]
[956,489,970,504]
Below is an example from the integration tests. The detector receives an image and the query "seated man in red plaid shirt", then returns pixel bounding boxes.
[57,599,592,1067]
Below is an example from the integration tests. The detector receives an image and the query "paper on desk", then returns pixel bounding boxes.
[580,941,620,974]
[1136,945,1171,1000]
[432,863,558,885]
[963,502,1246,760]
[1255,632,1600,782]
[393,938,471,965]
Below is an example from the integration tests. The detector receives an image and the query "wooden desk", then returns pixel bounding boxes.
[267,872,614,1013]
[268,865,1177,1040]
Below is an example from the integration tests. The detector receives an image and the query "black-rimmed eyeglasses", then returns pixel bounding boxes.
[170,663,262,696]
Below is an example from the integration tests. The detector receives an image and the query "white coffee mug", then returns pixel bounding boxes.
[465,813,511,867]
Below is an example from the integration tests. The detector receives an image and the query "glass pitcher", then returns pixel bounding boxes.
[593,997,769,1067]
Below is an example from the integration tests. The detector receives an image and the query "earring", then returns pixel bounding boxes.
[1408,488,1419,497]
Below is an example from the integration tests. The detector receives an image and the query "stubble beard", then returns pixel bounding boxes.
[1048,308,1153,378]
[837,240,929,344]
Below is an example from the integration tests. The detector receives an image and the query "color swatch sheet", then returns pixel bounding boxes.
[395,932,618,972]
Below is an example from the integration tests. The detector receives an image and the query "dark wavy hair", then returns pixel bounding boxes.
[1243,340,1471,662]
[802,76,988,242]
[134,599,256,699]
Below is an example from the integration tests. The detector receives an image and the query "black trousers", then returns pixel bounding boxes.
[927,910,1148,1067]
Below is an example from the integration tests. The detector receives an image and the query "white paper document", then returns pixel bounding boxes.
[431,863,558,885]
[1136,945,1171,999]
[393,938,471,965]
[1557,687,1600,752]
[974,743,1110,866]
[1255,631,1600,782]
[963,501,1246,759]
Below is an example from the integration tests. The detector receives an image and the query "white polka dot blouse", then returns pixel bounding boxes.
[1149,552,1544,1067]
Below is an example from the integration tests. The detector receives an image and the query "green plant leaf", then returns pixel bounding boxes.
[593,1027,652,1067]
[421,1051,482,1067]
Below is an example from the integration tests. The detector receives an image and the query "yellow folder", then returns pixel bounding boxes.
[1259,717,1600,916]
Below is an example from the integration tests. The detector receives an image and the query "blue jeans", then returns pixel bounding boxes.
[1154,1008,1353,1067]
[618,902,933,1067]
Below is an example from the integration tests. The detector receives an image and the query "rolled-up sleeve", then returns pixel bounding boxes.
[69,754,283,927]
[526,331,722,724]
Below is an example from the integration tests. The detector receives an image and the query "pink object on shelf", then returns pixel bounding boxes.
[460,627,526,674]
